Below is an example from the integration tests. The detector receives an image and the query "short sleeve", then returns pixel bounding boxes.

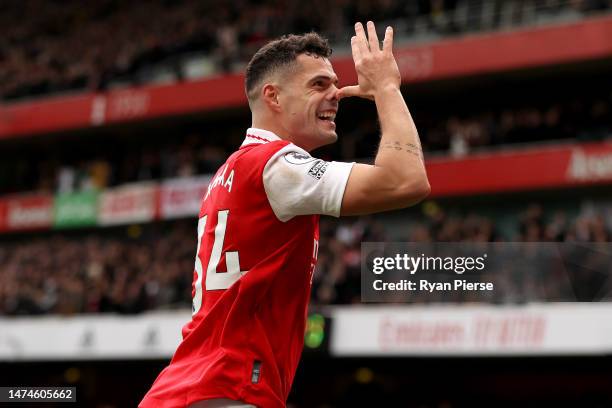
[263,144,354,222]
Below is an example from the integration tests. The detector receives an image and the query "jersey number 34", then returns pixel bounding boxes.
[192,210,247,315]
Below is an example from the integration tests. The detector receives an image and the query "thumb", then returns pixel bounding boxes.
[337,85,362,100]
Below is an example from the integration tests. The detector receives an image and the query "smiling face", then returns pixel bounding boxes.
[276,54,339,151]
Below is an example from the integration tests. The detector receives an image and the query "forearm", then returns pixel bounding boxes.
[374,87,426,178]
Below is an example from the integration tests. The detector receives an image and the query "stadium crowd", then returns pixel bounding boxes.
[1,202,610,315]
[1,89,610,196]
[1,0,610,101]
[1,0,611,316]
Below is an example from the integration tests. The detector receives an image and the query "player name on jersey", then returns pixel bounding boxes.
[204,164,235,201]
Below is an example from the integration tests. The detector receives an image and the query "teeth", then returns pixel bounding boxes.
[318,112,336,120]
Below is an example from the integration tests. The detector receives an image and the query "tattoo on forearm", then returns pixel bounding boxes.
[381,140,423,159]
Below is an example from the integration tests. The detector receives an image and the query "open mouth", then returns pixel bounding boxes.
[317,111,336,125]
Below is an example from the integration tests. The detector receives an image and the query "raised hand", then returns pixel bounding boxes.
[337,21,401,101]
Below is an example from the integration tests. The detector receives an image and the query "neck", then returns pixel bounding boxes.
[251,118,288,142]
[251,112,316,152]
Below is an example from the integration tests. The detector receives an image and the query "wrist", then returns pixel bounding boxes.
[373,84,401,99]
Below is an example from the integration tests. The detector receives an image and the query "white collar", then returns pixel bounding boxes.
[241,128,283,147]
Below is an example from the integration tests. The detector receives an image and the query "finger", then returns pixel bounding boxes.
[382,26,393,54]
[337,86,374,101]
[337,85,361,100]
[350,36,361,62]
[354,22,369,55]
[366,21,380,52]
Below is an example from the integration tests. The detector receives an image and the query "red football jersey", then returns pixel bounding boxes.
[140,128,352,408]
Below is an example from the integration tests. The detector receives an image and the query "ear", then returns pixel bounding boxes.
[261,84,282,113]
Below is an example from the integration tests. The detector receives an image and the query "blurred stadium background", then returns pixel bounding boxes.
[1,0,612,406]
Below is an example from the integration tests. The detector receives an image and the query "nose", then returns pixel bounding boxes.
[327,84,339,101]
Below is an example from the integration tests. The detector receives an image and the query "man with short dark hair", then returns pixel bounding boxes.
[140,22,429,408]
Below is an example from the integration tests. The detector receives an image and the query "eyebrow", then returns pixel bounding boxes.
[308,75,339,85]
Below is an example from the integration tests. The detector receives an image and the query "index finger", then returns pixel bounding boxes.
[354,22,369,55]
[350,35,362,62]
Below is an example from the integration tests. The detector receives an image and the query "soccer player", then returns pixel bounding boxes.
[140,21,429,408]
